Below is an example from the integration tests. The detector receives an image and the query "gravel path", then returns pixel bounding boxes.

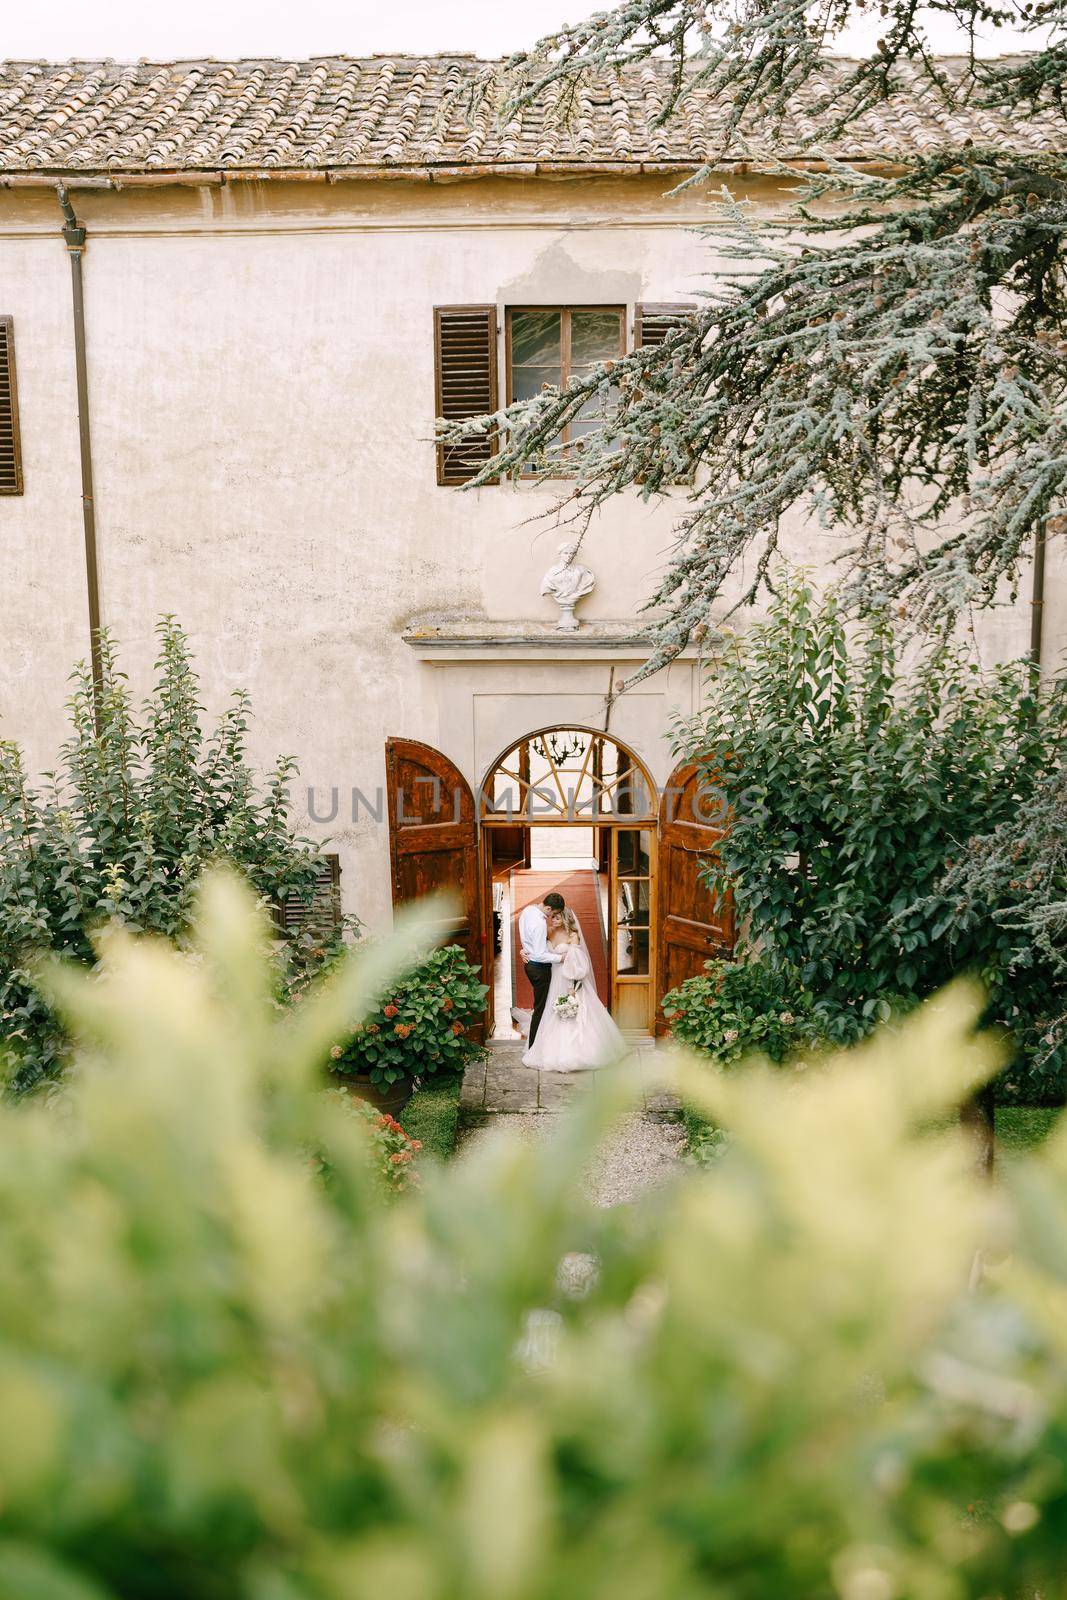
[457,1042,688,1207]
[457,1108,687,1207]
[584,1110,687,1206]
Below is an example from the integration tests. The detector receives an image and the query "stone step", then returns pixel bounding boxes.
[458,1040,681,1123]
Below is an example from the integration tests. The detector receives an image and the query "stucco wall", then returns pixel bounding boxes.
[0,173,1058,930]
[0,228,94,769]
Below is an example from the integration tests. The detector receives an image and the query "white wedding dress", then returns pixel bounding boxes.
[522,925,627,1072]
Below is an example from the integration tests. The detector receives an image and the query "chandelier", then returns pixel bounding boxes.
[531,729,586,765]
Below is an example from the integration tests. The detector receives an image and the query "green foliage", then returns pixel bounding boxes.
[995,1104,1059,1151]
[398,1074,464,1162]
[0,619,347,1095]
[11,874,1067,1595]
[916,764,1067,1078]
[676,579,1066,1074]
[681,1105,732,1169]
[315,1090,422,1194]
[331,942,488,1088]
[662,957,822,1064]
[444,1,1066,676]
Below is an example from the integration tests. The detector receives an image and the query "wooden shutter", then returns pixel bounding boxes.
[278,853,342,935]
[634,304,697,485]
[0,318,23,495]
[634,303,695,349]
[655,760,735,1035]
[434,305,498,487]
[386,736,484,981]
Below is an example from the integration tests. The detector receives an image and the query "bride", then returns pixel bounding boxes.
[522,909,627,1072]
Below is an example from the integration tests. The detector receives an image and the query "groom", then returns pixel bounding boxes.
[519,892,566,1047]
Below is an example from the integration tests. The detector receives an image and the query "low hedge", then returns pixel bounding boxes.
[685,1087,1061,1163]
[399,1075,464,1162]
[995,1105,1060,1150]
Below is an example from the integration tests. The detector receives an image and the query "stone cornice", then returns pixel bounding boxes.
[401,617,708,664]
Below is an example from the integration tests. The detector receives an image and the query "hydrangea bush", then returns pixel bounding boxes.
[314,1089,422,1194]
[662,958,826,1066]
[331,942,488,1089]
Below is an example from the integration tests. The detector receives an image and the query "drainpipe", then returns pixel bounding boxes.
[1030,521,1047,680]
[56,182,103,728]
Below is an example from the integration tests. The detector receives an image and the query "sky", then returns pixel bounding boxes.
[1,0,1042,62]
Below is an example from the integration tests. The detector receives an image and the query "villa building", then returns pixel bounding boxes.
[0,54,1062,1033]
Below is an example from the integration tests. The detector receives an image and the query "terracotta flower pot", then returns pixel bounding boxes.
[338,1074,413,1117]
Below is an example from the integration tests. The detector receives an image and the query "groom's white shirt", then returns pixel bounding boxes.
[519,904,562,965]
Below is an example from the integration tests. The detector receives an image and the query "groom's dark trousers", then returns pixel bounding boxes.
[525,961,554,1047]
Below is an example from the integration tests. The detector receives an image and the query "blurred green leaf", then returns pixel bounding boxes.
[1,883,1066,1597]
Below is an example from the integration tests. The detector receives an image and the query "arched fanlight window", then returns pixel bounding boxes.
[480,726,657,824]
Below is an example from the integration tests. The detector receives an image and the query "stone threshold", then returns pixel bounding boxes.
[459,1039,681,1126]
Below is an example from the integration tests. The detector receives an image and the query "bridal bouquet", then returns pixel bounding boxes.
[554,992,581,1022]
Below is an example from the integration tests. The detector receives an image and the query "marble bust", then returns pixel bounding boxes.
[541,539,596,631]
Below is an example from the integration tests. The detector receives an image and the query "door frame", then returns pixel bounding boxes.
[478,726,660,1036]
[385,729,733,1042]
[481,816,659,1035]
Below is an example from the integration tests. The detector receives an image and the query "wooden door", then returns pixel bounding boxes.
[655,760,735,1035]
[385,737,484,987]
[610,823,656,1033]
[488,739,531,869]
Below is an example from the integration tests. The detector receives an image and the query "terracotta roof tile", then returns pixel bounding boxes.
[0,54,1060,178]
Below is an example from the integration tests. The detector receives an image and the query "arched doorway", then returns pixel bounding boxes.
[480,726,658,1036]
[384,729,732,1040]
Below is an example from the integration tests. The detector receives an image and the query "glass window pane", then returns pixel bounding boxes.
[570,310,621,366]
[511,311,561,366]
[489,772,521,816]
[566,382,623,458]
[527,781,563,819]
[512,365,561,403]
[616,923,650,976]
[570,377,620,413]
[568,419,601,451]
[598,764,652,819]
[618,880,650,922]
[569,407,599,439]
[617,829,652,877]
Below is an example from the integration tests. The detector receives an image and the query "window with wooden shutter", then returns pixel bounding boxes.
[0,317,23,496]
[634,304,697,485]
[434,305,499,487]
[505,305,625,474]
[634,303,696,349]
[277,853,342,937]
